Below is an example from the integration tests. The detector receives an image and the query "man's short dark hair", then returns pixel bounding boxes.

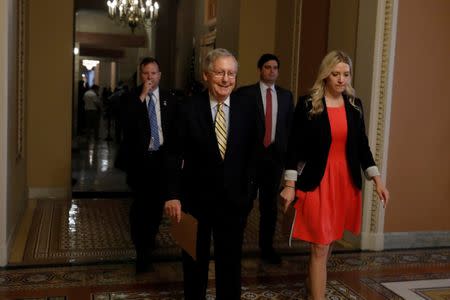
[139,57,160,71]
[257,53,280,69]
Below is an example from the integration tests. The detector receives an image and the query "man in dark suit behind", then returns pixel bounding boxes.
[122,57,177,274]
[164,48,262,300]
[237,53,294,264]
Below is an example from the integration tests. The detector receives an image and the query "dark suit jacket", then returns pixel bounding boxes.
[285,94,376,191]
[165,91,263,220]
[236,83,294,164]
[121,85,178,189]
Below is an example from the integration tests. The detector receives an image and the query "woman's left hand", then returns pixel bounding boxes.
[280,186,296,213]
[373,176,389,208]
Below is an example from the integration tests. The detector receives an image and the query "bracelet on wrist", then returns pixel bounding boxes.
[284,185,295,189]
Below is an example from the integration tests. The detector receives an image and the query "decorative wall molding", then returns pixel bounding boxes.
[361,0,398,250]
[16,0,26,160]
[0,0,8,268]
[369,0,393,233]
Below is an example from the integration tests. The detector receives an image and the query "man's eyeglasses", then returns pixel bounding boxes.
[210,70,237,79]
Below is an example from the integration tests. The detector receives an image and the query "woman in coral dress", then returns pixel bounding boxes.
[280,50,389,300]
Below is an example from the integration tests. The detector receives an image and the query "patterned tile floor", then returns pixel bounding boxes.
[2,248,450,299]
[18,197,327,265]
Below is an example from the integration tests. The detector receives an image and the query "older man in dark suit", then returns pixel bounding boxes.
[237,54,294,264]
[121,57,177,274]
[164,48,262,300]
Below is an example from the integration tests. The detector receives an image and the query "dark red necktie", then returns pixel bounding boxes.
[264,87,272,147]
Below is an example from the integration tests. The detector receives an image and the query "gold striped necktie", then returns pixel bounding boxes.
[215,102,227,159]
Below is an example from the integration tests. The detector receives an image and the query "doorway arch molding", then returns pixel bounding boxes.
[360,0,398,251]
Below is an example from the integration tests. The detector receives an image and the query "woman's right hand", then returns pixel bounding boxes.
[280,186,296,213]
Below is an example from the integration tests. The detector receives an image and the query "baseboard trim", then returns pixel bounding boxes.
[384,231,450,249]
[28,187,69,199]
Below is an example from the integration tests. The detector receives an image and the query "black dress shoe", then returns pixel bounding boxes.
[261,250,282,264]
[135,250,155,274]
[135,261,154,274]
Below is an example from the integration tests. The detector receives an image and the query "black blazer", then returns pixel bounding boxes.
[165,91,263,220]
[121,85,178,188]
[285,94,376,191]
[236,83,294,163]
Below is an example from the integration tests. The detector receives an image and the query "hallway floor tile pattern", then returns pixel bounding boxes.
[22,199,135,265]
[19,198,322,265]
[2,248,450,299]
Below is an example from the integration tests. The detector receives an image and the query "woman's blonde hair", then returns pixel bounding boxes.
[308,50,357,117]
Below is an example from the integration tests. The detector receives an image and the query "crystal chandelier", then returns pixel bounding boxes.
[106,0,160,32]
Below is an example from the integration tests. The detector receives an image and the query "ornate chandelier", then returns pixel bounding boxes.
[106,0,160,32]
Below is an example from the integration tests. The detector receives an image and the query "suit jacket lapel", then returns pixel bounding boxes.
[255,83,265,123]
[136,89,150,146]
[159,91,168,137]
[321,97,332,142]
[227,94,236,158]
[199,91,215,132]
[140,95,149,125]
[275,86,284,140]
[136,84,148,122]
[198,92,221,158]
[343,95,355,140]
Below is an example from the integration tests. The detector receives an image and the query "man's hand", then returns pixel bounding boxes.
[164,199,182,223]
[139,80,154,102]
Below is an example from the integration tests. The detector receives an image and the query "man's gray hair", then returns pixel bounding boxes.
[202,48,238,73]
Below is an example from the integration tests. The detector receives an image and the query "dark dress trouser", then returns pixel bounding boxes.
[257,145,283,251]
[182,209,247,300]
[129,151,165,253]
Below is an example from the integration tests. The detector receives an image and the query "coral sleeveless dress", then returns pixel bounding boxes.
[292,106,362,245]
